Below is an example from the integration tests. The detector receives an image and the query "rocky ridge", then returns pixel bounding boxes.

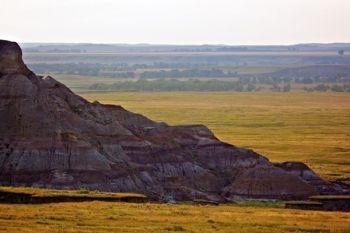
[0,40,348,202]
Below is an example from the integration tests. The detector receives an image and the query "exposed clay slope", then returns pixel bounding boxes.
[0,40,347,201]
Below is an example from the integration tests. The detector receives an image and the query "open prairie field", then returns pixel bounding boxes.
[81,92,350,182]
[1,201,350,233]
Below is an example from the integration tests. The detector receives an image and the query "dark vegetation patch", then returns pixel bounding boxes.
[286,195,350,211]
[0,186,147,204]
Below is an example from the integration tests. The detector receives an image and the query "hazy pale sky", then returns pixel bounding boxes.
[1,0,349,45]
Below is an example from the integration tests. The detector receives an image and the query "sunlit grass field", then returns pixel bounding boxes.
[1,187,349,233]
[81,92,350,182]
[1,201,350,233]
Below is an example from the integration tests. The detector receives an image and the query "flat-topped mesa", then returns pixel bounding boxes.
[0,40,31,76]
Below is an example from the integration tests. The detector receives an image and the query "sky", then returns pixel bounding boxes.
[1,0,350,45]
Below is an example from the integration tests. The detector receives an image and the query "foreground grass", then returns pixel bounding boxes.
[0,201,349,233]
[81,92,350,182]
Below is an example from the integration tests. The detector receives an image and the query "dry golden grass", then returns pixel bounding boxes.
[0,201,349,233]
[81,91,350,182]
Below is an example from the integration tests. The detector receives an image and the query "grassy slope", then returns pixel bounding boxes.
[1,201,349,233]
[81,92,350,182]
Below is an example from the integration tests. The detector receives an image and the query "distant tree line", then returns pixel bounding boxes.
[238,76,350,85]
[89,79,350,92]
[89,79,292,92]
[28,63,350,85]
[304,84,350,92]
[90,79,246,91]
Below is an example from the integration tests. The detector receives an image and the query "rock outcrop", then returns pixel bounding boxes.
[0,40,348,201]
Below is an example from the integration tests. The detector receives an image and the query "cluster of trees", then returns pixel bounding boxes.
[238,76,350,85]
[89,79,269,92]
[90,79,249,92]
[269,83,291,92]
[89,79,350,92]
[29,63,350,85]
[304,84,350,92]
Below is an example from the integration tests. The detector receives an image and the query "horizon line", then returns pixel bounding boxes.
[17,41,350,47]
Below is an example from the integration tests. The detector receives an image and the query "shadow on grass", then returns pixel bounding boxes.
[0,190,147,204]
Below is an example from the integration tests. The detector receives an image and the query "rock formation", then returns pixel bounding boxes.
[0,40,348,201]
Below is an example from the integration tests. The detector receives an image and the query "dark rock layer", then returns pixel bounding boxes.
[0,40,348,201]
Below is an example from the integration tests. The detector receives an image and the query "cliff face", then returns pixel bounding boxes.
[0,40,347,201]
[0,40,32,76]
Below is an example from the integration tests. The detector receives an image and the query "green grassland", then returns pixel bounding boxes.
[81,91,350,182]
